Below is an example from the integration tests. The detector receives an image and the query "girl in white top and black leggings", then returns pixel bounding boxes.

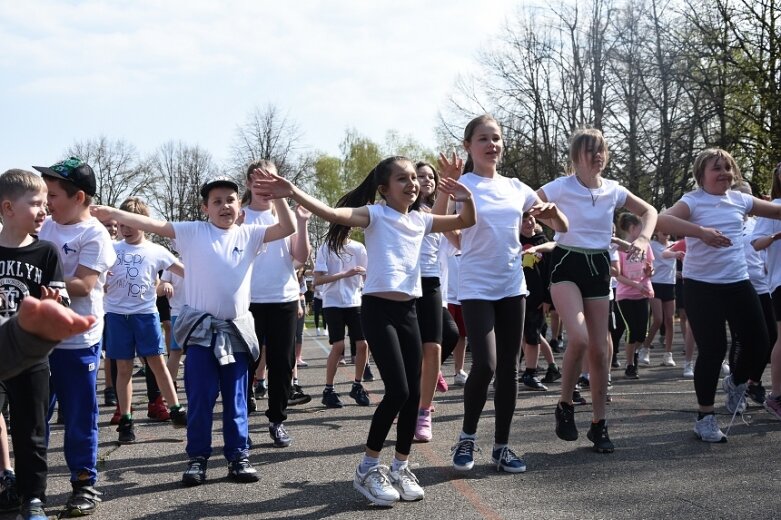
[659,148,781,442]
[444,115,568,473]
[254,156,475,506]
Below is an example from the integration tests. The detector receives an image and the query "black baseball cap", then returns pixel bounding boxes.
[200,175,239,199]
[33,156,97,197]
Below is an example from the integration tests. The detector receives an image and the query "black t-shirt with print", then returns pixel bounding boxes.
[0,238,68,319]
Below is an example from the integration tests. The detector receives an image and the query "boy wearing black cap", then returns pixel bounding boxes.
[90,174,295,487]
[34,157,116,517]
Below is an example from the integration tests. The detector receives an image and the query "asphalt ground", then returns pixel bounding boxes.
[6,327,781,519]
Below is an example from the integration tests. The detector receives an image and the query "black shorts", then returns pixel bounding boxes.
[675,279,685,311]
[523,304,545,345]
[416,277,443,344]
[652,283,675,303]
[549,245,611,299]
[323,306,365,344]
[156,295,171,322]
[771,286,781,320]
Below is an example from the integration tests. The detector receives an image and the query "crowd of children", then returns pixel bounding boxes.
[0,117,780,516]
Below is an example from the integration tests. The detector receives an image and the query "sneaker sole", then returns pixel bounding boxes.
[396,488,425,501]
[182,476,205,487]
[228,472,259,483]
[413,433,432,442]
[452,461,474,471]
[289,396,312,406]
[352,479,398,507]
[694,431,727,443]
[491,458,527,473]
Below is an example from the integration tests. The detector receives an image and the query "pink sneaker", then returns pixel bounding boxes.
[436,372,448,393]
[414,408,432,442]
[765,394,781,420]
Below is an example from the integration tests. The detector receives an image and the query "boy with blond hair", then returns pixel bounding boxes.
[0,169,69,520]
[91,174,295,486]
[34,157,116,517]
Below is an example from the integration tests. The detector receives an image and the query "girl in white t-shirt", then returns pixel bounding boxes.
[439,115,568,473]
[658,148,781,441]
[539,128,657,453]
[255,156,475,507]
[243,160,312,448]
[640,230,683,367]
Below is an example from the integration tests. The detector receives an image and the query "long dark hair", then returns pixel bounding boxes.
[325,156,411,255]
[410,161,439,210]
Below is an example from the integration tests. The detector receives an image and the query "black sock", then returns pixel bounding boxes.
[698,411,715,420]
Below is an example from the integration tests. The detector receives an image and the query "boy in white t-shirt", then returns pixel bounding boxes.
[34,157,117,517]
[104,197,187,444]
[90,175,295,486]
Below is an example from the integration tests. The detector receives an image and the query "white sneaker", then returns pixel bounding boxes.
[638,347,651,366]
[389,465,425,501]
[683,361,694,378]
[722,374,747,414]
[721,360,731,377]
[661,352,676,367]
[353,465,399,506]
[454,370,468,386]
[316,327,321,336]
[694,414,727,443]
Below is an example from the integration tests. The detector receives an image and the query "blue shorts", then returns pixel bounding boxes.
[170,315,181,351]
[106,312,166,359]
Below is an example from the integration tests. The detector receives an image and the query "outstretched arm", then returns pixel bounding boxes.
[430,179,476,233]
[253,170,370,228]
[657,202,732,248]
[90,206,175,239]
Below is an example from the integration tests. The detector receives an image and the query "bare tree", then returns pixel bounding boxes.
[142,141,216,224]
[66,136,145,206]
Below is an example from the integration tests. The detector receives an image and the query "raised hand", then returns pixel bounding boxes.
[295,204,312,221]
[528,202,559,220]
[438,151,463,180]
[438,178,472,202]
[17,296,96,342]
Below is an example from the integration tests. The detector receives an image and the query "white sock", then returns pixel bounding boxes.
[493,443,508,452]
[459,431,476,440]
[358,455,379,475]
[391,457,408,473]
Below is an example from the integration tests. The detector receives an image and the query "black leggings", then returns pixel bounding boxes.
[730,291,776,369]
[461,295,525,444]
[312,297,324,329]
[440,307,460,364]
[615,298,649,344]
[249,301,298,424]
[361,295,422,456]
[684,279,769,407]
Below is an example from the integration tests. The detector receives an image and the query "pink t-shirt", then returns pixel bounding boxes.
[616,245,655,301]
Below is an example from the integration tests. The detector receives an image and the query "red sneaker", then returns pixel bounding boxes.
[436,372,449,393]
[147,396,170,421]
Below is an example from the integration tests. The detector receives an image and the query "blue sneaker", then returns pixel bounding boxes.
[18,498,46,520]
[491,446,527,473]
[451,437,479,471]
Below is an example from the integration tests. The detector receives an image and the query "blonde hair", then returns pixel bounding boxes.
[568,128,609,173]
[691,148,741,187]
[119,196,150,217]
[0,169,46,202]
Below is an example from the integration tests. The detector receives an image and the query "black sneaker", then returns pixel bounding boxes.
[520,372,548,391]
[349,383,371,406]
[170,406,187,427]
[363,364,375,382]
[541,365,561,383]
[0,470,19,512]
[289,384,312,406]
[117,416,136,444]
[572,389,588,405]
[586,419,615,453]
[103,387,118,407]
[182,457,208,487]
[555,402,578,441]
[269,422,292,448]
[747,381,767,405]
[19,497,46,519]
[321,389,344,408]
[624,364,639,379]
[577,375,590,388]
[64,484,102,517]
[228,457,259,483]
[254,382,267,399]
[248,396,257,413]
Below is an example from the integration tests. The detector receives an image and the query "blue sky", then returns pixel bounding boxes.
[0,0,517,172]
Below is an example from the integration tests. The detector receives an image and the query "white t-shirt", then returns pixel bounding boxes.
[751,199,781,293]
[445,243,461,305]
[609,244,619,296]
[171,221,267,320]
[363,204,433,298]
[457,172,537,300]
[650,241,676,285]
[681,189,753,283]
[314,240,367,308]
[541,175,629,250]
[419,232,442,278]
[741,217,769,294]
[104,240,177,314]
[39,216,116,350]
[243,207,299,303]
[161,268,185,316]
